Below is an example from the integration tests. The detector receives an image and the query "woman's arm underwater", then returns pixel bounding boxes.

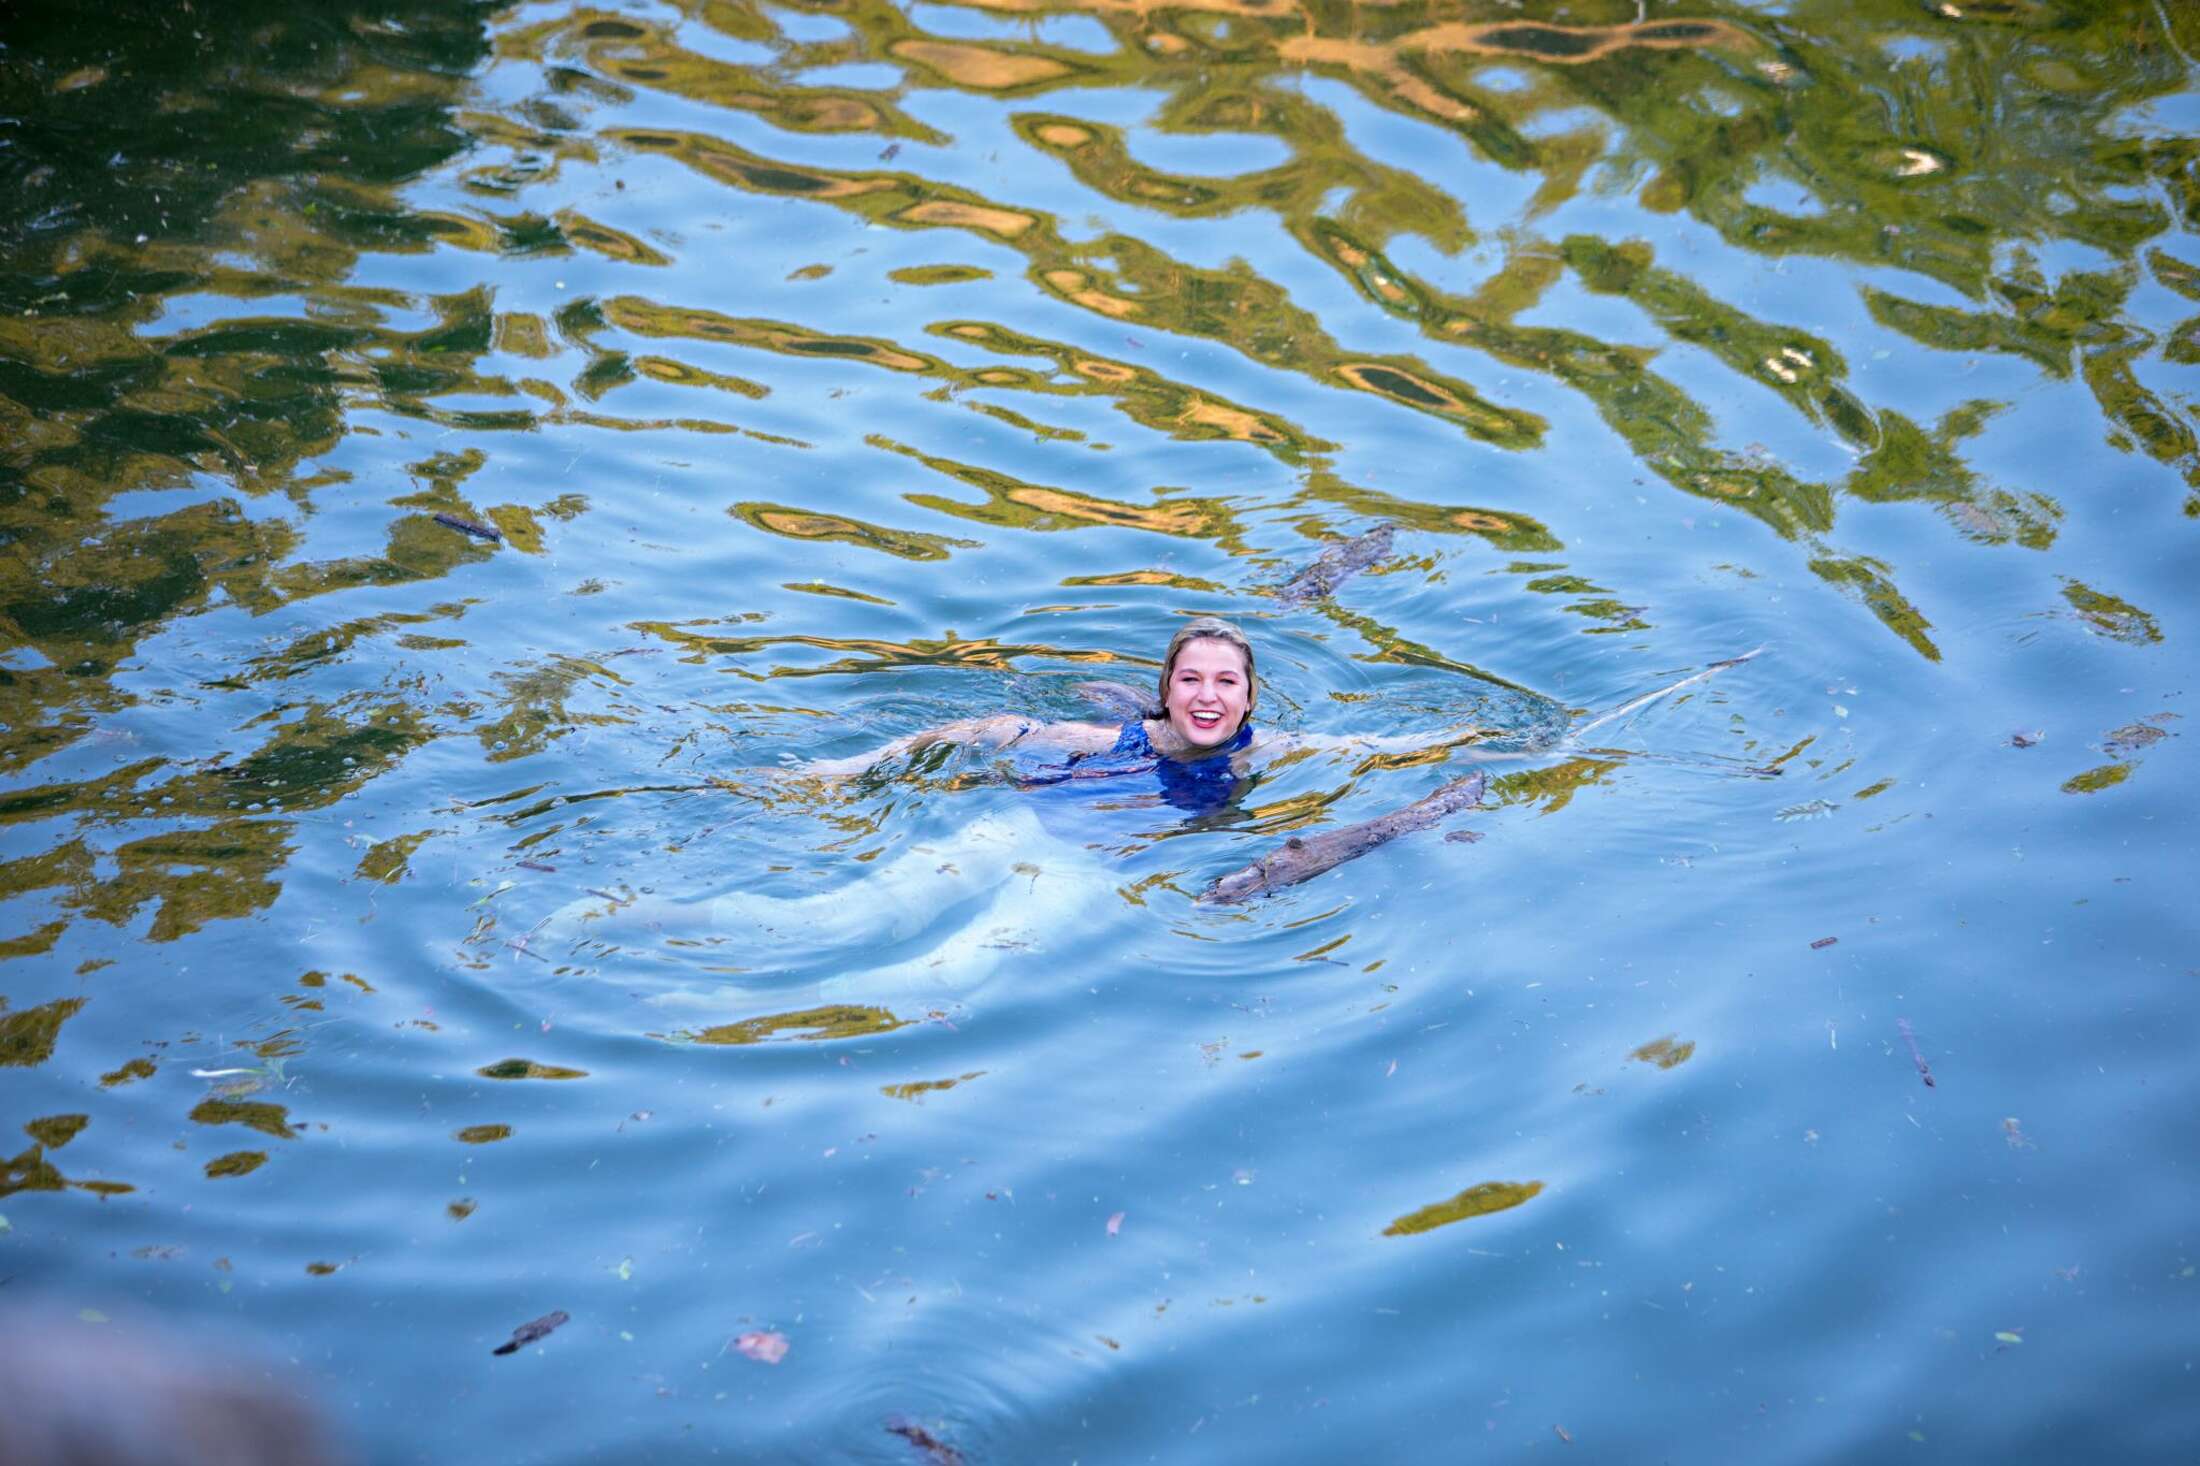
[1263,648,1768,765]
[1201,647,1769,902]
[800,714,1120,777]
[1255,724,1505,760]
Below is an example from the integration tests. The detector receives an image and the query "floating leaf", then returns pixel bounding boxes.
[494,1310,570,1356]
[1384,1180,1544,1236]
[454,1124,512,1144]
[1995,1329,2024,1344]
[734,1330,789,1364]
[1106,1211,1125,1236]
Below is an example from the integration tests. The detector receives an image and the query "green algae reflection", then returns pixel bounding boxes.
[205,1151,269,1180]
[0,998,86,1068]
[1384,1180,1545,1237]
[1631,1036,1697,1070]
[476,1058,589,1081]
[680,1004,910,1046]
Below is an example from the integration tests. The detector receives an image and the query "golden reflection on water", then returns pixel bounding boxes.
[881,1071,988,1102]
[1383,1179,1544,1236]
[1629,1034,1697,1069]
[476,1058,591,1080]
[679,1003,912,1044]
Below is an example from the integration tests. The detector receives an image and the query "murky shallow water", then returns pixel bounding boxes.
[3,1,2198,1460]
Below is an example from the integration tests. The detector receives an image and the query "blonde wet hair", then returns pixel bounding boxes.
[1157,616,1257,726]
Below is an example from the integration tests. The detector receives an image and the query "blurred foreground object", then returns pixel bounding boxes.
[0,1311,344,1466]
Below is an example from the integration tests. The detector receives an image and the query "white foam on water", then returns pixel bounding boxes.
[536,805,1113,1010]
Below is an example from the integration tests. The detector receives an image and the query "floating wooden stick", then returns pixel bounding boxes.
[1199,773,1485,904]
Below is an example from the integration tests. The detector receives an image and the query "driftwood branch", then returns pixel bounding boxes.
[1199,773,1485,904]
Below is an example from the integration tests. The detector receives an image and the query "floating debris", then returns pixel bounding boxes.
[1106,1211,1125,1237]
[886,1416,965,1465]
[1201,774,1484,904]
[2102,721,2172,757]
[493,1310,569,1356]
[2008,729,2044,749]
[1810,936,1839,950]
[1776,799,1840,822]
[733,1330,788,1364]
[433,512,502,542]
[2003,1117,2034,1150]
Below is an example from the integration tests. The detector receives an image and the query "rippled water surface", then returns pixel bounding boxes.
[4,1,2198,1459]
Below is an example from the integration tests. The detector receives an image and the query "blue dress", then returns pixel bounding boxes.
[1016,719,1254,816]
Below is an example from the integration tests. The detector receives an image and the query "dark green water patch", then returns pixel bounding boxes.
[23,1113,88,1148]
[0,997,86,1068]
[188,1097,297,1141]
[205,1150,269,1179]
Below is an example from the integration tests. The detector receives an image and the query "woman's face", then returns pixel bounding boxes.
[1163,638,1253,750]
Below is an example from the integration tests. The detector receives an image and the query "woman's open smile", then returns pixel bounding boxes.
[1163,637,1253,752]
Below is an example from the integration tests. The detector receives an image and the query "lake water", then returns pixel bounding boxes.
[3,1,2197,1460]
